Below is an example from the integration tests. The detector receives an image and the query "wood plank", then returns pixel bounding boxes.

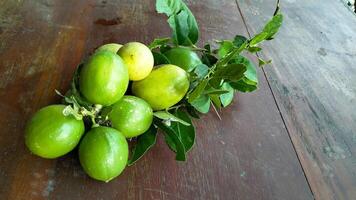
[237,0,356,199]
[0,0,312,199]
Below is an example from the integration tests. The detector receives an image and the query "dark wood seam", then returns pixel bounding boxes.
[233,0,315,198]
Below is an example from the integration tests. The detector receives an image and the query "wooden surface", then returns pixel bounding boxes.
[0,0,353,199]
[237,0,356,199]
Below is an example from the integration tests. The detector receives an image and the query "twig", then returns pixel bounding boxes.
[211,103,222,120]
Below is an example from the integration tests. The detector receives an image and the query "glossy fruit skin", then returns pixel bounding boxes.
[95,43,123,53]
[25,105,85,159]
[164,47,202,71]
[78,126,128,182]
[79,51,129,106]
[117,42,154,81]
[109,96,153,138]
[132,64,189,110]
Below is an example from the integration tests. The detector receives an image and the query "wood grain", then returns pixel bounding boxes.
[0,0,312,199]
[237,0,356,199]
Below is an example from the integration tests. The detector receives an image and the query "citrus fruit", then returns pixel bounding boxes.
[132,64,189,110]
[25,105,85,159]
[78,126,128,182]
[95,43,123,53]
[109,96,153,138]
[117,42,154,81]
[163,47,201,71]
[79,51,129,106]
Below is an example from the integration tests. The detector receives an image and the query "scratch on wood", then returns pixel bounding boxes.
[143,188,185,200]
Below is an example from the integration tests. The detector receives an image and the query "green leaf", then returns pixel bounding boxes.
[210,94,222,109]
[156,0,199,45]
[160,45,172,53]
[66,64,93,108]
[152,51,170,65]
[168,10,190,45]
[216,42,248,67]
[231,56,258,84]
[148,37,171,49]
[229,56,258,92]
[154,119,186,161]
[217,40,234,58]
[154,111,190,126]
[249,32,269,46]
[201,53,218,67]
[247,46,262,53]
[204,44,211,52]
[203,88,229,95]
[230,79,258,92]
[263,13,283,40]
[185,105,200,119]
[156,0,182,15]
[258,57,272,67]
[188,79,208,103]
[190,94,211,113]
[171,110,195,152]
[220,82,234,107]
[249,13,283,46]
[128,125,158,166]
[213,63,247,81]
[194,64,209,79]
[233,35,248,48]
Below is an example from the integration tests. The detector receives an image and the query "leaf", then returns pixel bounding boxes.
[194,64,209,79]
[185,105,200,119]
[188,79,208,103]
[204,44,211,52]
[230,79,258,92]
[171,110,195,152]
[201,53,218,67]
[152,51,170,65]
[216,41,248,67]
[154,119,186,161]
[220,82,234,107]
[212,63,247,81]
[249,32,269,46]
[190,94,211,113]
[228,56,258,93]
[66,64,93,108]
[154,111,190,126]
[249,13,283,46]
[210,94,222,109]
[263,13,283,40]
[231,56,258,84]
[168,10,190,45]
[233,35,248,48]
[203,88,229,95]
[247,46,262,53]
[128,125,158,166]
[258,57,272,67]
[148,37,171,49]
[156,0,199,45]
[160,45,172,53]
[156,0,181,15]
[217,40,234,58]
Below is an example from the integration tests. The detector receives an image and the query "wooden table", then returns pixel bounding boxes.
[0,0,355,199]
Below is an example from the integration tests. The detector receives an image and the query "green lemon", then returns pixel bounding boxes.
[79,51,129,106]
[117,42,154,81]
[132,64,189,110]
[108,96,153,138]
[79,126,128,182]
[95,43,123,53]
[25,105,85,159]
[163,47,202,71]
